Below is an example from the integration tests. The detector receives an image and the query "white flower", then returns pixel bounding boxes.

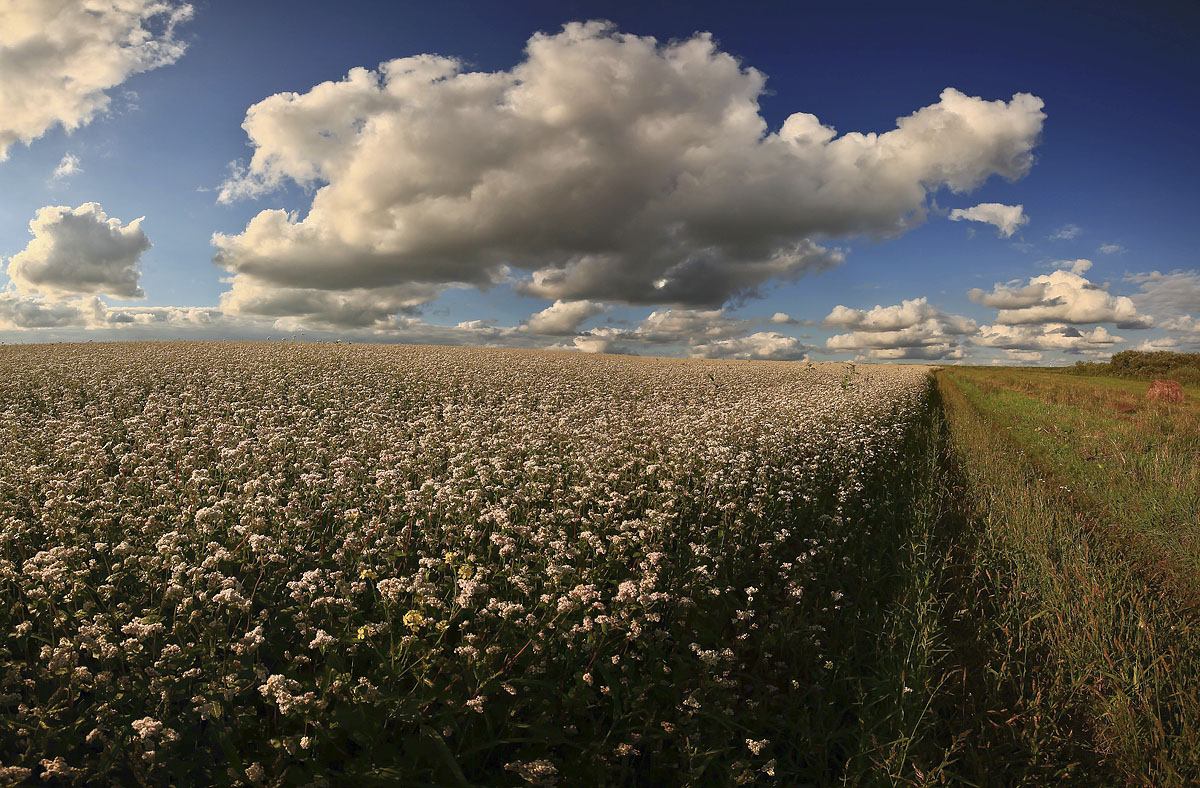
[746,738,770,755]
[309,629,337,649]
[131,717,163,740]
[504,759,559,786]
[245,762,265,783]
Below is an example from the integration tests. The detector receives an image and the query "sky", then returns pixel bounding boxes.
[0,0,1197,364]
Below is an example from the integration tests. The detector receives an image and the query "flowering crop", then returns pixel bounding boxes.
[0,342,932,786]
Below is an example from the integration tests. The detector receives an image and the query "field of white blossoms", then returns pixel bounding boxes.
[0,343,939,786]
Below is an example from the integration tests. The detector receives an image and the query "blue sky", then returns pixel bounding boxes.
[1,0,1197,363]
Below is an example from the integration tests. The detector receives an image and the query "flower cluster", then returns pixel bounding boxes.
[0,342,930,786]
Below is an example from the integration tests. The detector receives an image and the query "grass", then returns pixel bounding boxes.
[926,367,1200,786]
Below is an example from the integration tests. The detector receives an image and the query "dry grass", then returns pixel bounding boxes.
[935,367,1200,786]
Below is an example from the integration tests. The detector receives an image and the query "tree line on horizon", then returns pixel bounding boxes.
[1073,350,1200,384]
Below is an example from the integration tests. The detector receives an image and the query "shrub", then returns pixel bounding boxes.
[1167,366,1200,386]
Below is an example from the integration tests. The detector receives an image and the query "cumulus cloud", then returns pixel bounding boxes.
[1161,315,1200,334]
[823,297,975,333]
[553,328,632,356]
[948,202,1028,237]
[967,282,1054,309]
[551,306,810,359]
[826,325,967,357]
[972,323,1122,352]
[6,203,149,299]
[823,298,976,360]
[1057,258,1093,276]
[521,299,609,335]
[213,21,1044,324]
[1051,224,1081,240]
[969,261,1150,328]
[0,0,192,160]
[217,276,441,330]
[627,308,756,345]
[1002,349,1044,363]
[0,294,104,329]
[1153,314,1200,350]
[1133,337,1179,351]
[689,332,809,361]
[52,153,81,180]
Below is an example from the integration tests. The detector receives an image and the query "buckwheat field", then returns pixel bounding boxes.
[0,343,938,787]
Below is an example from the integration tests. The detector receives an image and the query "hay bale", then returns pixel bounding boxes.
[1146,379,1185,402]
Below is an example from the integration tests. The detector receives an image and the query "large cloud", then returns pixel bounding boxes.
[1161,315,1200,333]
[0,294,104,329]
[626,308,756,345]
[823,298,975,360]
[520,299,609,335]
[968,260,1151,328]
[214,21,1045,324]
[6,203,150,299]
[948,202,1028,237]
[0,0,192,160]
[553,307,806,359]
[217,276,442,331]
[972,323,1122,352]
[824,297,975,333]
[1133,337,1180,351]
[689,332,809,361]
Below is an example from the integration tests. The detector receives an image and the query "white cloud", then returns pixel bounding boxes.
[521,299,609,335]
[823,297,975,333]
[0,294,104,329]
[1051,224,1081,240]
[213,21,1044,323]
[553,307,799,359]
[967,281,1053,309]
[1133,337,1179,351]
[0,0,192,160]
[1154,314,1200,350]
[6,203,149,299]
[823,298,976,359]
[0,296,224,333]
[826,321,968,351]
[52,153,81,180]
[554,328,632,356]
[1057,258,1093,276]
[1002,349,1044,363]
[972,323,1122,352]
[856,344,965,361]
[969,262,1150,328]
[948,202,1028,237]
[629,308,755,344]
[689,332,809,361]
[1097,243,1124,254]
[1161,315,1200,334]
